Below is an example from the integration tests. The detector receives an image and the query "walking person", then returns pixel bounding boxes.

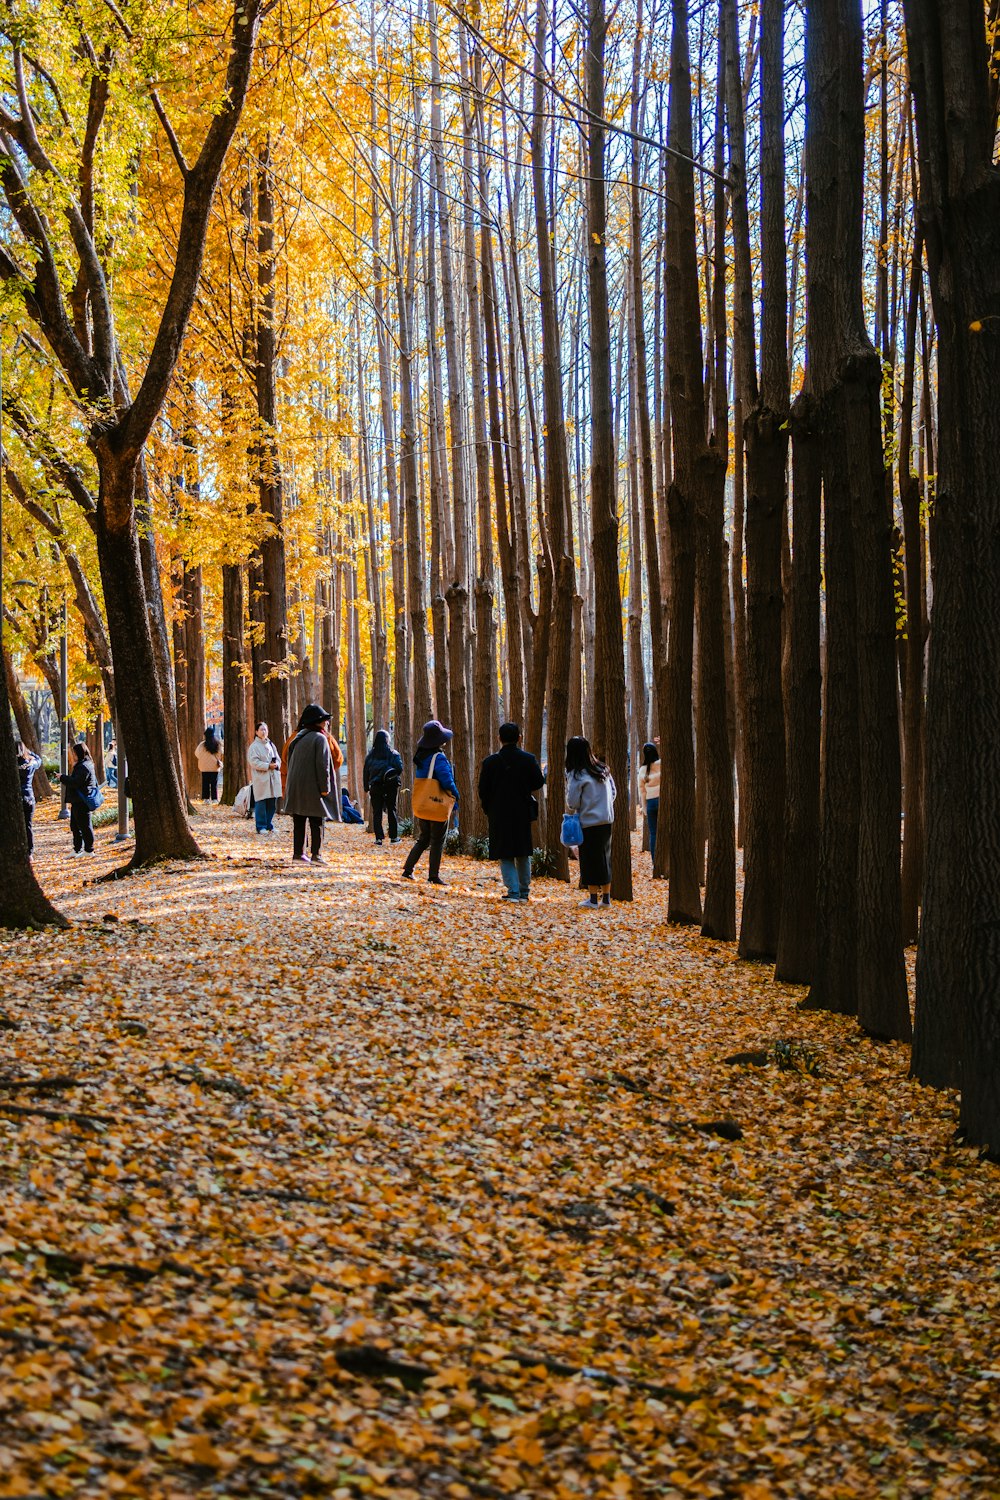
[60,742,98,856]
[363,729,403,845]
[282,713,343,819]
[283,704,333,864]
[401,720,459,885]
[478,722,545,902]
[247,722,282,834]
[638,741,660,864]
[196,727,223,802]
[565,736,616,908]
[15,740,42,857]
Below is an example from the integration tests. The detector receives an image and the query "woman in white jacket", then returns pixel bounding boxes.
[247,722,282,834]
[637,742,661,864]
[565,736,617,909]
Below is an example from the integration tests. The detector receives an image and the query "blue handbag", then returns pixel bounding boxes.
[82,785,104,812]
[560,812,583,847]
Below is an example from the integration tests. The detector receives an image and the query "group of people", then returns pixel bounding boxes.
[251,704,642,908]
[15,737,101,856]
[15,702,659,904]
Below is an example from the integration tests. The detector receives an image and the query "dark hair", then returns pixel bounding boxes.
[255,720,268,731]
[203,728,220,753]
[642,742,660,768]
[565,735,607,779]
[499,721,520,745]
[72,742,90,764]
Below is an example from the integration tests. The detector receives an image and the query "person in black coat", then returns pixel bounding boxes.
[15,741,42,857]
[478,722,545,901]
[363,729,404,845]
[60,742,97,855]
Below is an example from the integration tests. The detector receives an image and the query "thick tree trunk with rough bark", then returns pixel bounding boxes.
[904,0,1000,1150]
[775,395,822,983]
[0,665,67,928]
[93,452,201,865]
[585,0,632,901]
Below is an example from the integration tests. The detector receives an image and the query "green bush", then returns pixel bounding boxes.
[397,816,414,837]
[531,845,558,878]
[43,761,59,779]
[468,834,491,860]
[93,803,130,830]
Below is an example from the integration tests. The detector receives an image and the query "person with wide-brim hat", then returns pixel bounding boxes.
[283,704,333,864]
[401,720,460,885]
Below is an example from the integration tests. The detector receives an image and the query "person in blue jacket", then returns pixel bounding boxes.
[340,785,365,825]
[15,741,42,857]
[401,719,459,885]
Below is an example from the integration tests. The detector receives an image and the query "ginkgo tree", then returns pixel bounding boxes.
[0,0,265,878]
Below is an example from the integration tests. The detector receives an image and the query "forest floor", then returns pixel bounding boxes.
[0,806,998,1500]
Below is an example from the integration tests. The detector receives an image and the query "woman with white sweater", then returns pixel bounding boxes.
[565,736,617,909]
[637,741,661,864]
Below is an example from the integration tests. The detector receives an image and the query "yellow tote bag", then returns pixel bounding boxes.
[410,751,455,823]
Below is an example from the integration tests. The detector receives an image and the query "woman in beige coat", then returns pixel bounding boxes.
[195,729,223,801]
[247,722,282,834]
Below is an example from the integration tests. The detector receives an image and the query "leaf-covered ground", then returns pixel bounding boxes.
[1,807,998,1500]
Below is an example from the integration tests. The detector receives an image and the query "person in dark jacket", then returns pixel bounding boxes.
[478,722,545,901]
[340,785,365,824]
[15,740,42,857]
[402,719,459,885]
[60,742,97,855]
[283,704,333,864]
[363,729,403,844]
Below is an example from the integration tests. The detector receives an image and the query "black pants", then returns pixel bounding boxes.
[201,771,219,801]
[22,803,34,856]
[292,814,323,860]
[403,817,447,879]
[70,800,94,853]
[579,822,612,887]
[370,781,398,841]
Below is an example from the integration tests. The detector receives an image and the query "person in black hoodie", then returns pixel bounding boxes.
[478,722,545,901]
[60,742,97,855]
[363,729,403,845]
[15,740,42,857]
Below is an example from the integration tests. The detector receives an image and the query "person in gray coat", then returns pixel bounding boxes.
[283,704,333,864]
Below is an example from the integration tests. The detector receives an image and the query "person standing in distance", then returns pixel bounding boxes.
[247,722,282,834]
[283,704,333,864]
[637,741,660,864]
[15,740,42,857]
[60,741,98,856]
[364,729,403,845]
[478,722,545,902]
[196,727,224,802]
[401,719,459,885]
[565,736,616,908]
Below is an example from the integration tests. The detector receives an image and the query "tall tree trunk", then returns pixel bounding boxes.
[93,449,201,864]
[904,0,1000,1149]
[802,0,909,1040]
[775,394,822,982]
[0,660,67,927]
[532,0,574,875]
[899,226,925,947]
[221,563,247,803]
[250,143,290,746]
[661,0,705,924]
[585,0,632,900]
[3,642,54,799]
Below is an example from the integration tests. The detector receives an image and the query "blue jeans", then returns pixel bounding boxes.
[646,798,659,862]
[254,796,276,832]
[499,856,531,900]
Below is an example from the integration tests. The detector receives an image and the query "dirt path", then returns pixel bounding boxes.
[0,806,996,1498]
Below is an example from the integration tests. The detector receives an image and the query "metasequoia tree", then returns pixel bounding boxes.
[801,0,909,1042]
[904,0,1000,1152]
[585,0,632,901]
[0,0,264,868]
